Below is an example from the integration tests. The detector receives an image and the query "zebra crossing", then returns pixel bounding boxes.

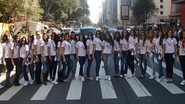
[0,60,184,102]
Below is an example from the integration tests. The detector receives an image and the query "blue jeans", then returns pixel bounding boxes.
[139,54,147,76]
[62,55,72,79]
[94,51,102,76]
[70,54,77,77]
[114,51,119,75]
[86,54,93,77]
[156,53,163,78]
[102,54,112,75]
[79,56,86,76]
[148,54,156,76]
[121,51,128,75]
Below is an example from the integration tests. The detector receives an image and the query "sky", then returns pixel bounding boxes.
[87,0,103,24]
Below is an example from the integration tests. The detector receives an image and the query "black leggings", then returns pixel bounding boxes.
[165,54,174,79]
[179,56,185,80]
[62,55,72,80]
[127,50,135,74]
[49,56,57,81]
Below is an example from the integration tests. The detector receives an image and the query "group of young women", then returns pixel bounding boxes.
[0,28,185,88]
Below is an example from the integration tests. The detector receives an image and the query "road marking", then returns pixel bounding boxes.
[154,58,183,78]
[0,78,24,101]
[31,83,54,100]
[0,70,15,83]
[125,70,152,97]
[146,65,185,94]
[99,62,117,99]
[66,62,82,100]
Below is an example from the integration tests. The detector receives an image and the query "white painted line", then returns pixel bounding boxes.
[0,78,24,101]
[146,65,185,94]
[66,62,83,100]
[99,62,117,99]
[31,83,54,100]
[154,58,183,78]
[125,70,152,97]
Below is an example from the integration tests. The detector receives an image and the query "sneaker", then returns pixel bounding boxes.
[120,75,123,78]
[29,80,34,85]
[96,76,100,81]
[51,81,59,85]
[0,84,4,89]
[149,75,156,79]
[139,75,144,79]
[180,80,185,86]
[81,77,85,82]
[107,76,111,81]
[157,76,165,82]
[23,81,29,86]
[128,74,134,78]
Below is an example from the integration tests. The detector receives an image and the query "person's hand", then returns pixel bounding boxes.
[49,56,53,62]
[63,58,67,64]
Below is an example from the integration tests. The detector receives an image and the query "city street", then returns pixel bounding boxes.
[0,58,184,104]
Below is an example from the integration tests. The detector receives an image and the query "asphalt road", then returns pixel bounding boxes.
[0,57,184,104]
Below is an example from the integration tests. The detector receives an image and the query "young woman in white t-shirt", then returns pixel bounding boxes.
[48,32,58,84]
[148,30,157,79]
[76,35,87,81]
[163,30,177,83]
[138,32,148,79]
[0,41,4,88]
[86,32,94,80]
[120,30,129,77]
[20,37,32,86]
[113,31,121,78]
[102,32,113,81]
[178,30,185,85]
[2,35,13,87]
[11,36,22,86]
[61,33,72,82]
[41,33,49,85]
[93,30,103,81]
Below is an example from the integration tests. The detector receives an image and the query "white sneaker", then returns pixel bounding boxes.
[23,81,29,86]
[120,75,123,78]
[180,80,185,86]
[149,75,156,79]
[0,84,4,89]
[157,76,165,82]
[96,76,100,81]
[29,80,34,85]
[128,74,134,78]
[51,81,59,85]
[107,76,111,81]
[81,77,85,82]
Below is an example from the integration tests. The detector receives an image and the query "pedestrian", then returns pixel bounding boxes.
[70,31,77,79]
[20,37,33,86]
[93,30,103,81]
[148,30,157,79]
[86,32,94,80]
[61,33,72,82]
[102,32,113,81]
[113,31,121,78]
[178,30,185,85]
[163,30,177,83]
[155,30,165,82]
[0,40,4,89]
[127,30,138,78]
[11,36,22,86]
[76,34,87,81]
[48,32,58,84]
[2,35,13,87]
[33,32,42,84]
[120,30,129,77]
[138,32,148,79]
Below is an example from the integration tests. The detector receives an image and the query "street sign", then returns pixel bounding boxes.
[121,5,129,20]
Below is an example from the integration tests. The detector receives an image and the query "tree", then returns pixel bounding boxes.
[132,0,158,25]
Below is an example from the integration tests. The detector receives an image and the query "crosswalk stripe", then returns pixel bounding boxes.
[66,62,83,100]
[0,78,24,101]
[31,83,54,100]
[125,70,152,97]
[154,58,183,78]
[146,65,185,94]
[99,64,117,99]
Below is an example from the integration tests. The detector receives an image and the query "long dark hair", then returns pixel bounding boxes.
[166,29,174,39]
[130,29,136,39]
[104,32,113,46]
[140,32,147,46]
[87,32,94,41]
[149,30,155,44]
[122,30,129,41]
[95,30,102,40]
[179,30,185,41]
[79,34,87,49]
[114,31,121,43]
[157,30,165,45]
[20,37,28,47]
[42,33,49,44]
[2,34,8,43]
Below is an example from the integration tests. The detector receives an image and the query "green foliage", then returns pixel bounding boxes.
[132,0,158,25]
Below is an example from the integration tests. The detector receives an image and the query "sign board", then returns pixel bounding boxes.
[121,5,129,20]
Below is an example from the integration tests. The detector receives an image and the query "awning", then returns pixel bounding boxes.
[173,0,185,4]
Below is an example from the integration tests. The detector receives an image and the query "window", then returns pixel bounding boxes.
[160,5,163,8]
[160,11,163,15]
[160,0,163,2]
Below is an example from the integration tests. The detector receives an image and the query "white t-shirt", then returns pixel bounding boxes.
[33,38,42,55]
[41,41,49,56]
[128,36,138,50]
[48,39,56,56]
[93,38,102,51]
[57,41,62,55]
[139,39,148,54]
[86,39,94,54]
[120,38,128,51]
[3,42,12,58]
[163,38,177,54]
[11,43,20,58]
[76,41,86,56]
[28,42,34,58]
[102,40,112,54]
[20,45,29,58]
[70,40,76,54]
[114,40,120,51]
[155,37,163,54]
[62,40,71,55]
[178,40,185,56]
[147,38,156,53]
